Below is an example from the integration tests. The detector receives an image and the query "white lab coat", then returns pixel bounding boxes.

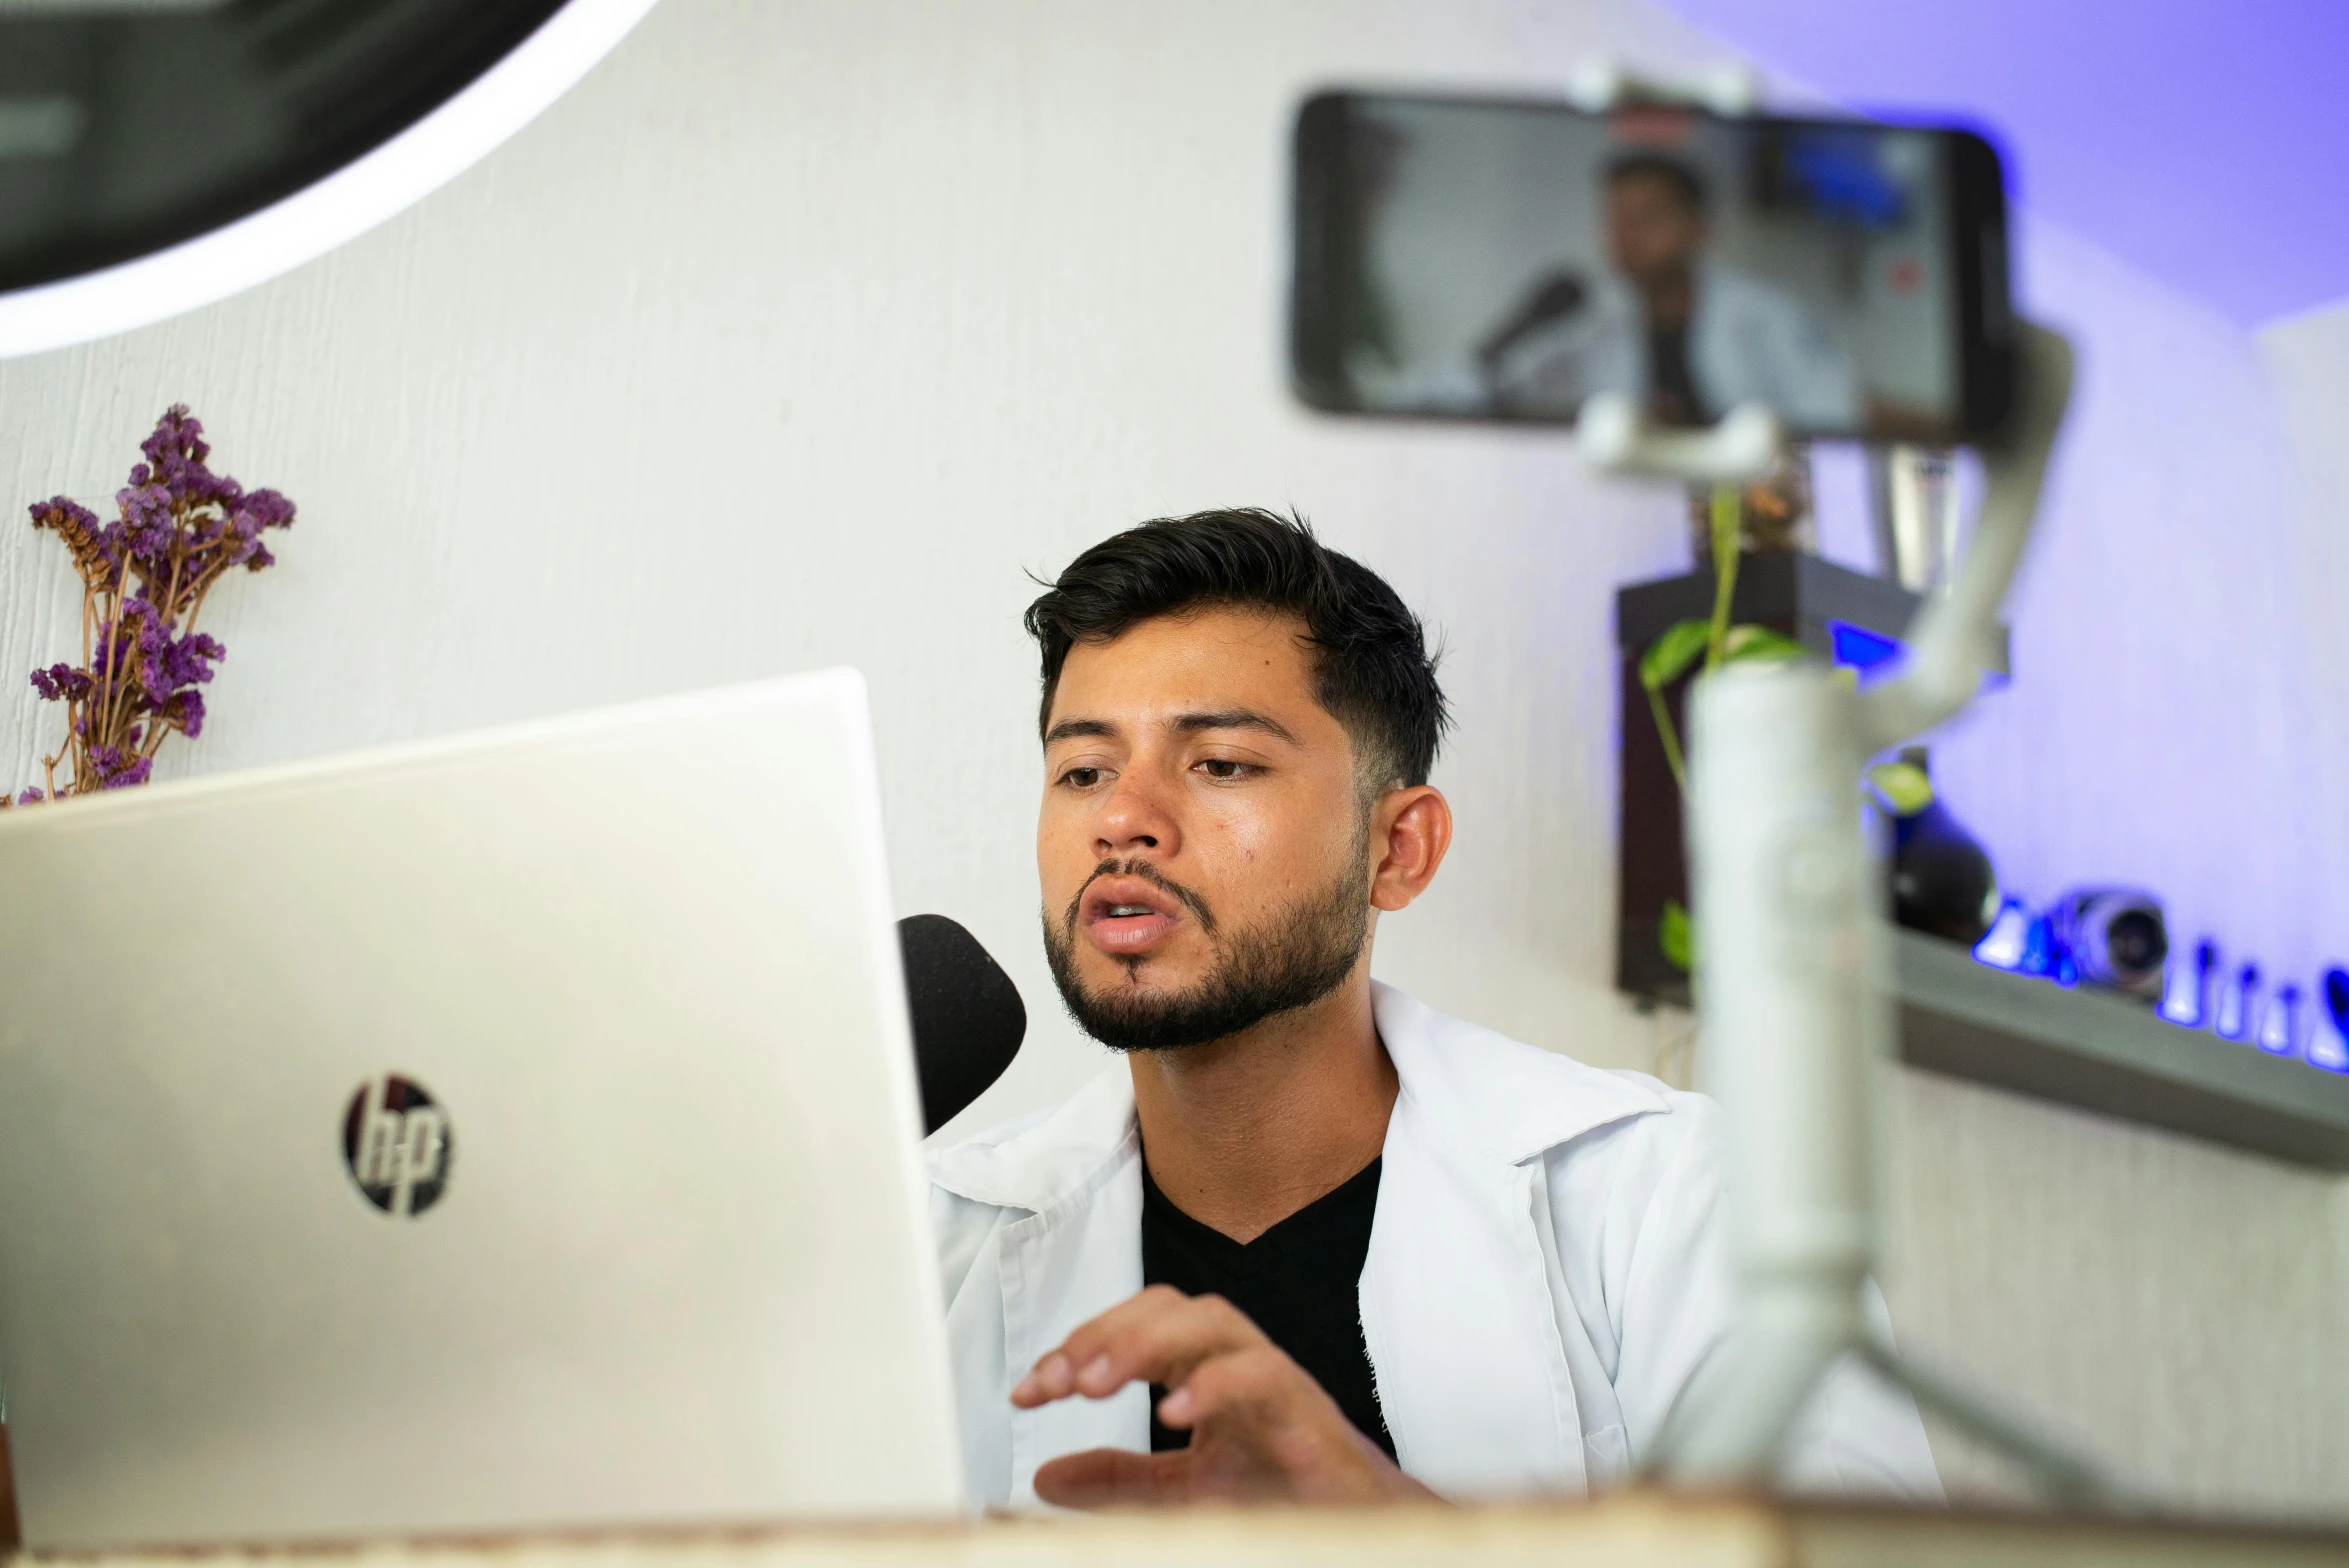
[926,982,1940,1507]
[1491,261,1861,431]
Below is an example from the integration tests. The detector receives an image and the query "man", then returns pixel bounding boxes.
[1488,153,1859,430]
[928,508,1935,1506]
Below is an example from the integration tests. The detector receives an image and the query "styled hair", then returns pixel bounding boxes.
[1606,151,1707,211]
[1023,508,1448,793]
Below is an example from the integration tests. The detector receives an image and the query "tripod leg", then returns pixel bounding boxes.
[1658,1283,1854,1486]
[1861,1340,2138,1512]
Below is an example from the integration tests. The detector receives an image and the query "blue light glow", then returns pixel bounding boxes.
[2018,913,2065,979]
[1828,618,1903,680]
[1783,131,1908,226]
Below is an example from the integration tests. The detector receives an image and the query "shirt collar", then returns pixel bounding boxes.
[1371,982,1665,1166]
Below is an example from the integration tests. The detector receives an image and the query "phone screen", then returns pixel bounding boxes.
[1291,91,2013,441]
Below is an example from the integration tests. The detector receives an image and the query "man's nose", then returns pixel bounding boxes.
[1093,771,1177,859]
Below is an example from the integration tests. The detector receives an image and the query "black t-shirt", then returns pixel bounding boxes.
[1139,1155,1394,1458]
[1645,319,1707,426]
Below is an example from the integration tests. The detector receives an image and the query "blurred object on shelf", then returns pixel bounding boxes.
[2159,938,2218,1027]
[1686,441,1815,563]
[1884,747,1999,946]
[1972,898,2030,970]
[2310,969,2349,1074]
[1869,443,1959,593]
[2048,888,2168,999]
[2214,961,2261,1043]
[2257,984,2303,1057]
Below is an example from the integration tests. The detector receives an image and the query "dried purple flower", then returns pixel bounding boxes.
[158,689,206,739]
[29,663,92,703]
[162,631,223,690]
[28,496,117,587]
[13,406,294,803]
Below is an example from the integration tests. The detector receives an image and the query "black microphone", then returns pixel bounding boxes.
[1476,269,1589,368]
[897,914,1026,1135]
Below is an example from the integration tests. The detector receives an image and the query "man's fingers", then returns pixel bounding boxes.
[1155,1347,1421,1504]
[1156,1344,1299,1431]
[1012,1285,1264,1407]
[1066,1291,1256,1398]
[1012,1286,1197,1407]
[1033,1446,1194,1509]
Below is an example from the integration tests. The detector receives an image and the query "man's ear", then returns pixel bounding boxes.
[1369,785,1452,914]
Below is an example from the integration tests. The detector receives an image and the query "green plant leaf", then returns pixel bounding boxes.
[1640,619,1714,693]
[1659,898,1694,973]
[1865,760,1935,816]
[1719,624,1810,665]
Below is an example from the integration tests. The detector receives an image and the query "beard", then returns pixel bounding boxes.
[1041,839,1372,1053]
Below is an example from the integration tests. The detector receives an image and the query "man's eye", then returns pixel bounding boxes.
[1196,759,1257,781]
[1060,767,1104,789]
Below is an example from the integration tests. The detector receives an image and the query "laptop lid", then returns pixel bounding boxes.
[0,670,963,1548]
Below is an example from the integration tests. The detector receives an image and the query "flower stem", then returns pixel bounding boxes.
[1648,684,1686,791]
[1704,481,1742,671]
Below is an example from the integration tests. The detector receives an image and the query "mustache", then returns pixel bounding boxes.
[1063,858,1219,939]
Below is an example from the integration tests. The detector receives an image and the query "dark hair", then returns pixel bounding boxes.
[1024,508,1449,792]
[1606,152,1707,211]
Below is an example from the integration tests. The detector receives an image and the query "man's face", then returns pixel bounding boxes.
[1607,172,1704,284]
[1037,606,1374,1051]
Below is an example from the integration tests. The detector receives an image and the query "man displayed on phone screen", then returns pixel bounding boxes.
[1485,153,1860,428]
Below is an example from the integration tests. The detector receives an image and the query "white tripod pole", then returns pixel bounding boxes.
[1597,326,2119,1502]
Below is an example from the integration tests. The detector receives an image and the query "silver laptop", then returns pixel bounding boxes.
[0,671,964,1549]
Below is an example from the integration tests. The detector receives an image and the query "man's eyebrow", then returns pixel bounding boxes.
[1043,717,1118,745]
[1171,708,1303,746]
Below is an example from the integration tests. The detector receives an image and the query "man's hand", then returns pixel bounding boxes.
[1010,1284,1437,1507]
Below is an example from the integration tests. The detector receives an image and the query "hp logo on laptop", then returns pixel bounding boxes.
[342,1074,453,1217]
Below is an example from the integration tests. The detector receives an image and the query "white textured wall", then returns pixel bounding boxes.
[2260,300,2349,968]
[2,0,2345,1518]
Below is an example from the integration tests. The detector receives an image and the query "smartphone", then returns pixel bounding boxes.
[1290,89,2015,442]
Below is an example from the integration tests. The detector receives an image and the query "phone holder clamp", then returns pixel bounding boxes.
[1576,393,1784,483]
[1567,58,1760,118]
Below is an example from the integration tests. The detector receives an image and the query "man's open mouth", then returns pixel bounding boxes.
[1079,876,1185,955]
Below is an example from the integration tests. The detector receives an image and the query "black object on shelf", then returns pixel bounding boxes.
[1613,552,2011,1005]
[1889,748,1999,946]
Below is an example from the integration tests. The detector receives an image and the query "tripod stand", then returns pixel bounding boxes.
[1583,293,2123,1502]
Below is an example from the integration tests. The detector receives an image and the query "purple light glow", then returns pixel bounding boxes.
[1655,0,2349,325]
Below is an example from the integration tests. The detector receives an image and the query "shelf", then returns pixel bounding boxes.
[1894,930,2349,1171]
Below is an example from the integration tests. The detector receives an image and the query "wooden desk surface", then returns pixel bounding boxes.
[21,1494,2349,1568]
